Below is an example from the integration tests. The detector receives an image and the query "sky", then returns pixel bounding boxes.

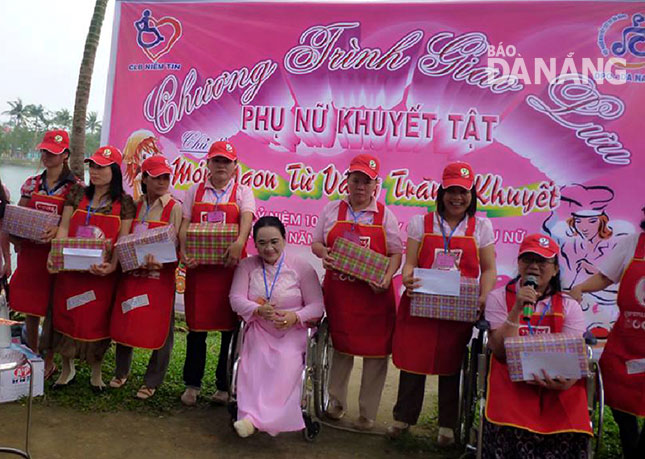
[0,0,115,122]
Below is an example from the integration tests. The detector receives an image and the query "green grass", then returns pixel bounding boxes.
[36,317,223,415]
[30,318,631,457]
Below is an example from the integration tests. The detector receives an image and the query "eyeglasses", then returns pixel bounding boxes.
[518,255,555,267]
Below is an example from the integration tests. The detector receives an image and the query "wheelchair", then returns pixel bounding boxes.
[226,316,332,441]
[457,322,605,459]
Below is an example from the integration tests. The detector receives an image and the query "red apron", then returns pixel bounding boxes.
[184,182,242,331]
[110,198,177,350]
[9,175,71,317]
[485,284,592,435]
[600,232,645,416]
[52,196,122,341]
[392,212,479,375]
[323,200,395,357]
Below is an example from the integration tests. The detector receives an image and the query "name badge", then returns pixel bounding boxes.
[77,225,102,239]
[434,252,458,270]
[207,210,225,223]
[342,231,361,244]
[133,222,149,235]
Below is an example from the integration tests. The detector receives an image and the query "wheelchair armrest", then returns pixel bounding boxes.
[475,318,490,332]
[583,331,597,346]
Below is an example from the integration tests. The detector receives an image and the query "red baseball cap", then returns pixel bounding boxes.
[36,130,69,154]
[442,162,475,190]
[348,154,379,180]
[141,155,172,177]
[84,146,123,167]
[518,234,560,259]
[207,141,237,161]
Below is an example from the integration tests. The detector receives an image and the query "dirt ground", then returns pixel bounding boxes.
[0,360,451,459]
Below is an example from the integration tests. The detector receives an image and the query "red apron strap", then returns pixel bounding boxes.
[337,200,349,220]
[635,232,645,259]
[111,199,122,217]
[228,183,238,204]
[194,182,206,202]
[551,292,564,333]
[424,212,435,234]
[78,194,90,210]
[465,215,476,237]
[373,202,385,226]
[160,199,176,223]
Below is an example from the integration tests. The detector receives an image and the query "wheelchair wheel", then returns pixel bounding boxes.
[302,413,321,442]
[587,361,605,458]
[457,340,479,447]
[313,318,332,419]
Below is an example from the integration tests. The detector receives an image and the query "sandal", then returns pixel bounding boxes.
[109,377,128,389]
[136,385,156,400]
[44,364,58,381]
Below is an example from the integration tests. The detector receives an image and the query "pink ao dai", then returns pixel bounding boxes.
[229,253,324,436]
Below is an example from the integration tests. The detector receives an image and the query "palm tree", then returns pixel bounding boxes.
[86,111,101,134]
[3,98,28,127]
[25,104,48,130]
[69,0,109,177]
[53,109,72,130]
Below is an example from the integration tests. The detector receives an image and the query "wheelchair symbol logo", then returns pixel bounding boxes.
[134,9,183,63]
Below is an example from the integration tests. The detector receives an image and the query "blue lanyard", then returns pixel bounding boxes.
[211,181,232,206]
[527,300,551,336]
[41,174,60,196]
[439,216,463,253]
[140,199,152,223]
[347,205,366,230]
[85,196,107,225]
[262,254,285,302]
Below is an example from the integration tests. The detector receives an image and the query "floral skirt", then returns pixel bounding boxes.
[482,419,589,459]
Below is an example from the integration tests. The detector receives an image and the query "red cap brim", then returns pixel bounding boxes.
[145,166,172,177]
[518,247,558,259]
[443,178,474,190]
[348,165,378,179]
[37,142,67,155]
[85,156,116,167]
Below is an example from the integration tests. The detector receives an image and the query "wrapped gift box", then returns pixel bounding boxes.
[50,238,111,272]
[186,223,238,265]
[330,237,390,285]
[504,333,590,382]
[1,204,61,242]
[115,225,178,272]
[410,277,480,322]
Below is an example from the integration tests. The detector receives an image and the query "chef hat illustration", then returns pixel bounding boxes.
[559,183,614,217]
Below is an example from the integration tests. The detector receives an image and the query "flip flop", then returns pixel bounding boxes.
[44,364,58,381]
[136,385,156,400]
[109,377,128,389]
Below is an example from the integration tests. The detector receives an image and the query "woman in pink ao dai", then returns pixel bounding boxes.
[229,216,324,437]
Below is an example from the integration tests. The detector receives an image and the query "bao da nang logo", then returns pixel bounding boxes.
[134,9,182,63]
[598,13,645,71]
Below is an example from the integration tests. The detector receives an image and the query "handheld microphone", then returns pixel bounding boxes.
[522,275,538,322]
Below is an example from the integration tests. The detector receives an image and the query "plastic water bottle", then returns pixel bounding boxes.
[0,289,11,348]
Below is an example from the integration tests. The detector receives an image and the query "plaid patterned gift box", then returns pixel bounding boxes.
[330,237,390,284]
[410,277,480,322]
[186,223,238,265]
[115,225,178,272]
[504,333,590,382]
[1,205,61,242]
[50,238,112,272]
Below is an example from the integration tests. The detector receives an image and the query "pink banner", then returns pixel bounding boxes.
[106,1,645,336]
